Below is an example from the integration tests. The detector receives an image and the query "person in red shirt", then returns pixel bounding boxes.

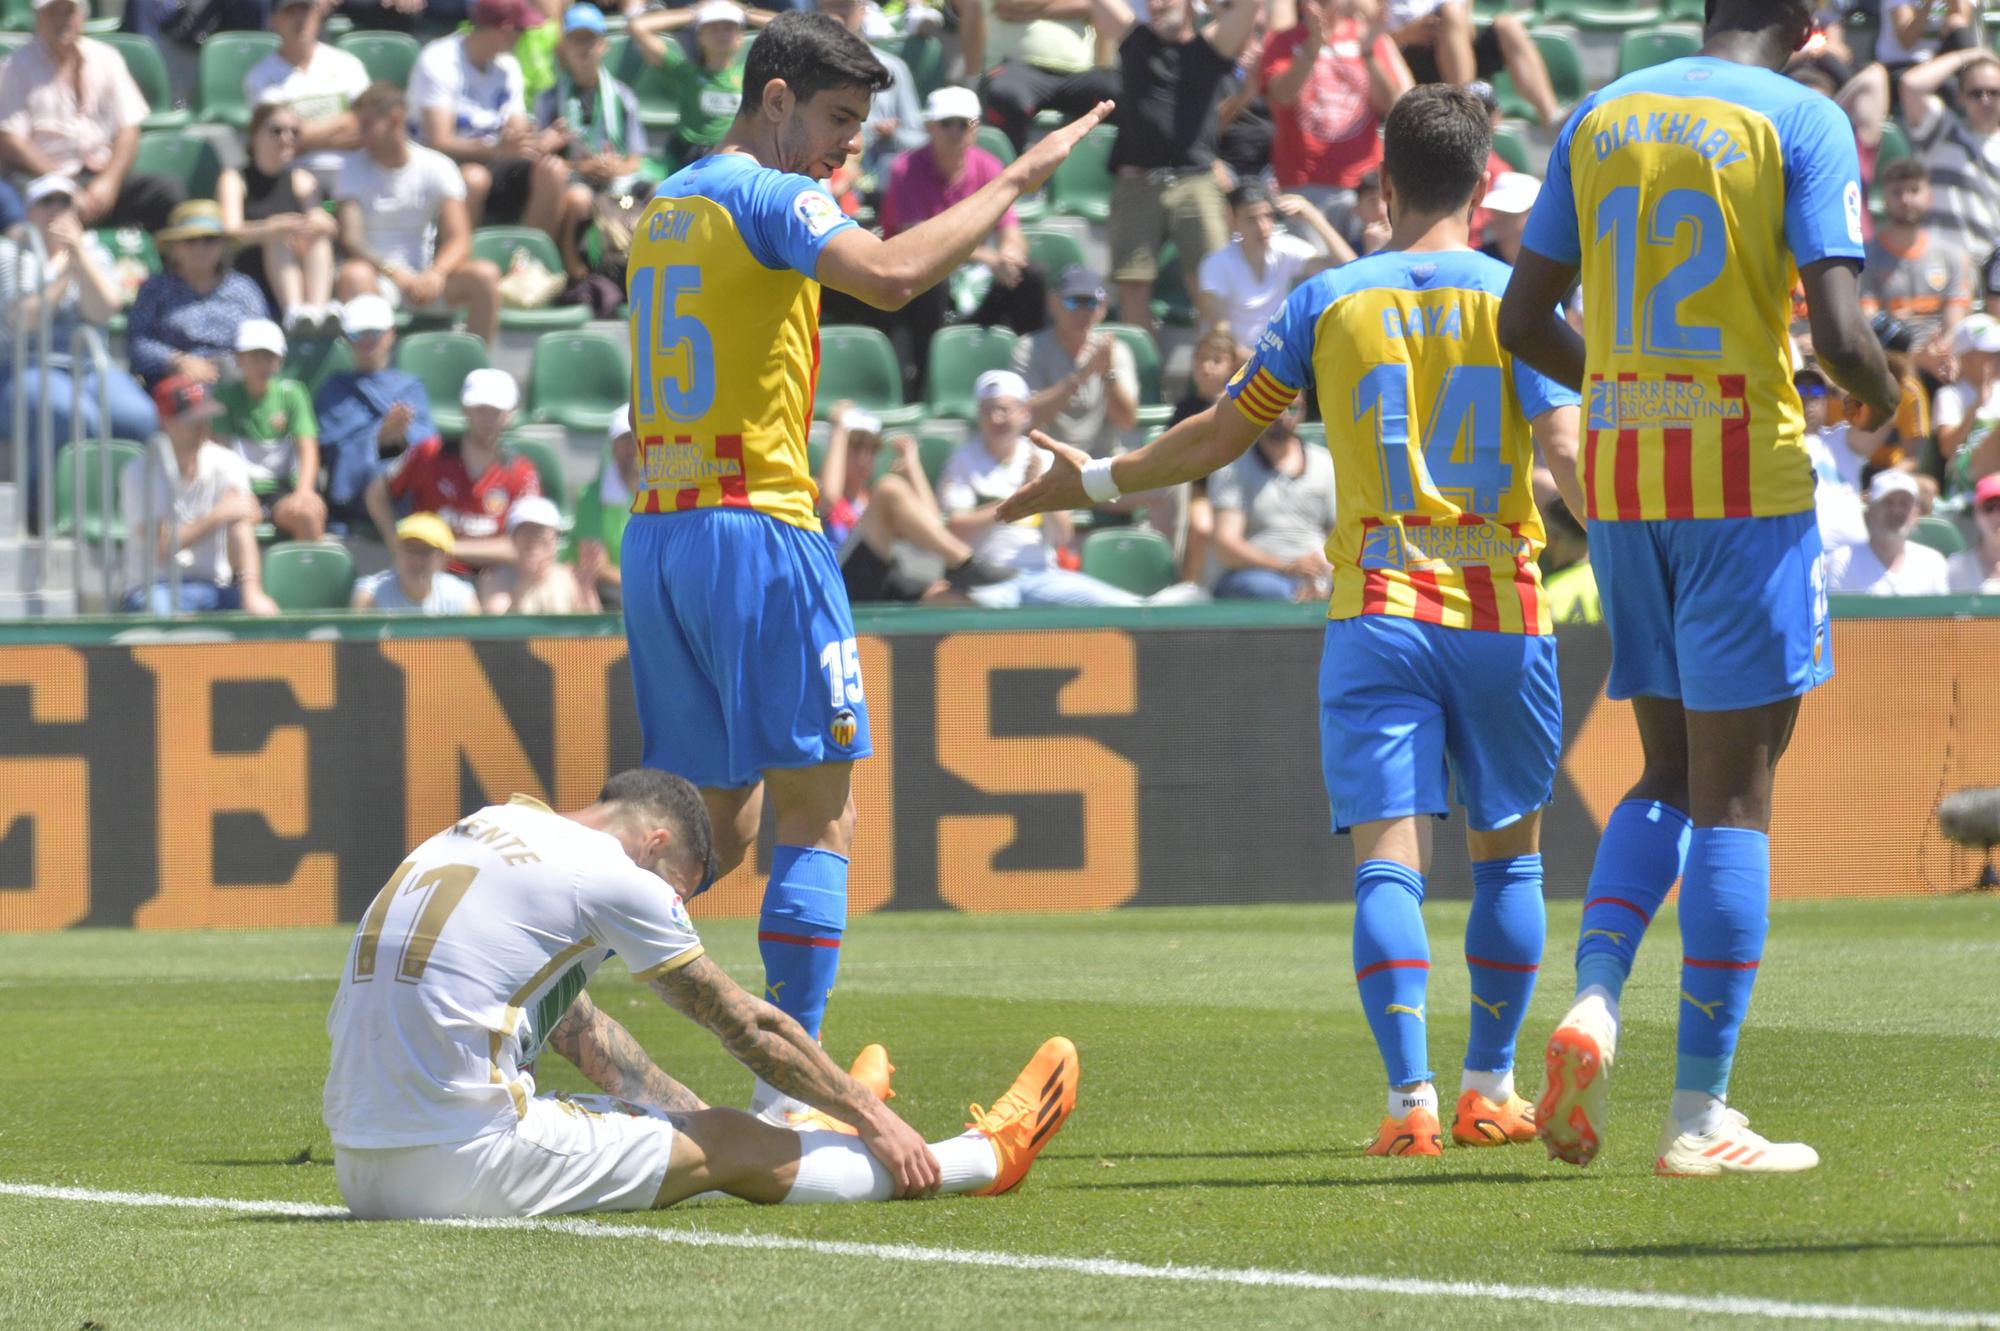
[1260,0,1413,246]
[363,366,540,574]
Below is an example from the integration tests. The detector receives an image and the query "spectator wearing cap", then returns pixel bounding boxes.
[1388,0,1557,128]
[0,173,157,524]
[0,0,183,233]
[1087,0,1260,332]
[630,0,766,164]
[1197,181,1347,343]
[127,201,271,388]
[1827,469,1952,595]
[1208,400,1336,601]
[1861,157,1972,386]
[1932,315,2000,489]
[119,376,279,616]
[478,494,594,613]
[1476,171,1538,266]
[1900,47,2000,262]
[533,5,650,282]
[939,370,1149,607]
[218,100,342,341]
[1798,363,1870,551]
[351,512,482,614]
[1259,0,1412,232]
[216,318,326,541]
[334,82,504,346]
[244,0,371,196]
[571,403,637,607]
[966,0,1118,154]
[1948,471,2000,591]
[409,0,574,238]
[365,366,540,573]
[816,0,925,184]
[1013,264,1136,462]
[816,398,1016,603]
[314,294,440,529]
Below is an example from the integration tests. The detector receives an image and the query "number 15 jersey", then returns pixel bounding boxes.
[1521,57,1866,522]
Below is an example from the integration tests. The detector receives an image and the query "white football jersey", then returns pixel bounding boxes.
[323,796,705,1149]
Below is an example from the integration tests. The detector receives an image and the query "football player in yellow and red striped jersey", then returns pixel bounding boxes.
[620,10,1110,1139]
[1498,0,1899,1177]
[1000,85,1583,1157]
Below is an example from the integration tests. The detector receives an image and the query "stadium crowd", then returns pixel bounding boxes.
[3,0,2000,614]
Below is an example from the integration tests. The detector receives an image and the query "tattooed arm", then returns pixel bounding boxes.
[650,955,942,1197]
[546,989,708,1112]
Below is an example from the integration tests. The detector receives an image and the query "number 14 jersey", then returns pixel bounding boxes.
[1521,57,1866,522]
[1226,249,1578,635]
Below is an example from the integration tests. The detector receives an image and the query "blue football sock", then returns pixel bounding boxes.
[758,845,848,1042]
[1675,826,1769,1098]
[1353,859,1432,1089]
[1575,799,1692,1002]
[1464,854,1544,1077]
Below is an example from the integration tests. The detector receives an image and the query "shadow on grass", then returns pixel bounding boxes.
[196,1151,329,1168]
[1572,1237,2000,1259]
[1043,1148,1346,1163]
[1079,1171,1590,1191]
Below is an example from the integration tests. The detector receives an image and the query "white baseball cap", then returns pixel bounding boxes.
[974,368,1029,403]
[33,0,87,11]
[609,403,633,441]
[694,0,744,25]
[1953,316,2000,357]
[23,173,78,207]
[506,494,564,533]
[341,294,395,337]
[1484,171,1541,216]
[844,409,883,436]
[1867,469,1920,503]
[234,317,287,358]
[924,86,981,124]
[460,367,521,411]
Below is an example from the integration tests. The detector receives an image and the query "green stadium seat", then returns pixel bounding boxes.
[1529,26,1588,105]
[911,423,964,486]
[338,30,422,89]
[1912,515,1968,556]
[529,328,631,431]
[976,124,1016,164]
[1022,224,1086,278]
[1617,25,1702,77]
[51,440,144,542]
[1538,0,1662,32]
[1664,0,1704,16]
[262,541,357,611]
[608,34,684,135]
[1879,120,1913,167]
[101,33,191,132]
[1150,242,1198,328]
[132,130,224,200]
[925,324,1019,420]
[470,227,592,331]
[502,434,569,514]
[815,324,923,426]
[395,330,491,438]
[286,334,355,396]
[900,34,949,100]
[1081,527,1176,596]
[1101,322,1165,418]
[1050,126,1115,222]
[198,32,280,128]
[1492,125,1533,175]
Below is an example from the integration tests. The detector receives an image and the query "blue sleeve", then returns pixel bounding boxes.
[1781,93,1867,268]
[736,168,858,276]
[1521,102,1588,266]
[1240,283,1318,390]
[125,276,175,381]
[1511,349,1582,420]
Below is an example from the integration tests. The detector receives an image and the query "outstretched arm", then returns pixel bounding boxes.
[1801,258,1901,425]
[1497,248,1585,392]
[547,988,708,1112]
[997,398,1264,522]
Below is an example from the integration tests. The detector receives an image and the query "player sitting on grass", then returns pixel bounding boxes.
[323,768,1078,1219]
[1499,0,1899,1176]
[994,84,1582,1158]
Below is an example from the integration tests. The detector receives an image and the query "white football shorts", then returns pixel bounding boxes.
[334,1094,679,1220]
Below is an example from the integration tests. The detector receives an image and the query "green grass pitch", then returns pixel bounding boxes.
[2,897,1997,1329]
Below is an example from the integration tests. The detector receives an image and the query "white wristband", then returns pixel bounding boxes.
[1081,457,1122,504]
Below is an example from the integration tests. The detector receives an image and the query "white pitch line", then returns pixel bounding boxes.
[3,1181,1995,1329]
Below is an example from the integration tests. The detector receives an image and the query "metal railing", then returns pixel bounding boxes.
[68,325,120,608]
[140,430,180,618]
[8,225,56,555]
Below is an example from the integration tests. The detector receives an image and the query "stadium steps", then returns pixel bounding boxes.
[0,483,80,619]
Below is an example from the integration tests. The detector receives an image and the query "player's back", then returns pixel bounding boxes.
[627,152,856,532]
[323,797,703,1150]
[1525,57,1865,522]
[1240,248,1575,635]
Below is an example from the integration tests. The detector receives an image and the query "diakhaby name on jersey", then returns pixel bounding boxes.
[1592,110,1749,169]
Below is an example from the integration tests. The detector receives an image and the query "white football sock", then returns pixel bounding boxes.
[936,1130,1000,1193]
[781,1130,999,1205]
[750,1078,808,1126]
[1388,1082,1438,1120]
[1671,1090,1726,1137]
[1575,983,1621,1029]
[1461,1067,1515,1103]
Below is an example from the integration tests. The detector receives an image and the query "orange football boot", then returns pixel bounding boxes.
[1451,1090,1538,1147]
[1364,1106,1443,1157]
[968,1036,1080,1196]
[789,1043,897,1135]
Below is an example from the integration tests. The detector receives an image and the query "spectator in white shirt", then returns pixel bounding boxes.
[351,511,481,614]
[1209,401,1336,601]
[1827,469,1952,595]
[1799,364,1869,550]
[244,0,370,193]
[334,82,503,345]
[1935,315,2000,487]
[1948,471,2000,591]
[408,0,572,237]
[1197,181,1349,343]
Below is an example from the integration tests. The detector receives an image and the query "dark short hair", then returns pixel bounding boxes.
[1706,0,1813,37]
[1227,180,1273,212]
[737,11,890,120]
[1381,84,1491,218]
[1878,156,1930,189]
[352,81,407,121]
[599,768,718,893]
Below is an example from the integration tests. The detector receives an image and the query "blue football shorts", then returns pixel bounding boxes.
[1318,615,1562,834]
[621,509,873,790]
[1586,511,1832,712]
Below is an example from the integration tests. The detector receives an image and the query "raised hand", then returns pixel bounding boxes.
[1005,100,1116,195]
[996,429,1093,522]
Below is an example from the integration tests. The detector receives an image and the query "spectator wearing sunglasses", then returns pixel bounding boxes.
[242,0,370,196]
[313,295,440,531]
[1948,471,2000,591]
[219,101,343,341]
[1799,363,1870,550]
[1900,47,2000,263]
